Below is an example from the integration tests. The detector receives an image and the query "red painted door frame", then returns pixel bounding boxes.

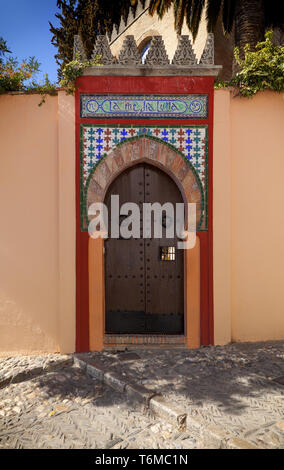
[75,75,214,352]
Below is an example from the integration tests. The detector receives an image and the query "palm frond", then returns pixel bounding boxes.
[206,0,222,32]
[149,0,173,18]
[189,0,206,41]
[222,0,236,34]
[174,0,187,34]
[263,0,284,29]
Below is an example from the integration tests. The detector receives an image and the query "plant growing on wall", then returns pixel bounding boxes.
[60,52,101,94]
[0,38,57,105]
[50,0,136,79]
[0,55,40,93]
[0,35,100,102]
[215,31,284,97]
[0,37,11,63]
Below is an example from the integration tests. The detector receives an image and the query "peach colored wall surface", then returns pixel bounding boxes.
[214,90,284,343]
[57,92,76,354]
[213,90,232,345]
[0,92,75,356]
[0,90,283,356]
[230,91,284,342]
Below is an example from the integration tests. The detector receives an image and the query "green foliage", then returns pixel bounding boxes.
[50,0,135,79]
[0,37,11,63]
[26,74,58,106]
[0,40,57,106]
[215,31,284,97]
[214,80,229,90]
[0,31,100,104]
[231,31,284,96]
[49,0,79,80]
[60,52,101,94]
[0,56,41,93]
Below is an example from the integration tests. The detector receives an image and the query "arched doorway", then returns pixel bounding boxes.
[104,162,184,335]
[85,136,205,350]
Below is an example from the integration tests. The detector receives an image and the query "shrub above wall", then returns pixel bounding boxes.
[215,31,284,97]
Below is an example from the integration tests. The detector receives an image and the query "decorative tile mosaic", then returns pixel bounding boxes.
[81,124,208,231]
[82,125,207,184]
[80,94,208,119]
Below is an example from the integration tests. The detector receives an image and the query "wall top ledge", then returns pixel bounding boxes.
[82,65,222,77]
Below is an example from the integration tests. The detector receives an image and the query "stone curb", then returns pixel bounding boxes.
[149,395,187,429]
[0,356,72,389]
[73,354,260,448]
[73,355,186,429]
[0,353,260,449]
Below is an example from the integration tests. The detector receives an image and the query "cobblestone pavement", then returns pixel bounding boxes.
[0,354,72,388]
[88,341,284,449]
[0,341,283,449]
[0,362,199,449]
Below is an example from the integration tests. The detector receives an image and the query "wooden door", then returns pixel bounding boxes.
[105,163,184,334]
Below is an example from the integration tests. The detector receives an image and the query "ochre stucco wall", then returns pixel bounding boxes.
[110,6,208,64]
[0,89,283,355]
[230,91,284,342]
[0,92,75,356]
[214,89,284,343]
[213,90,232,345]
[110,7,233,80]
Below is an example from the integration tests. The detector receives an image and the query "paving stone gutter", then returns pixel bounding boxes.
[73,354,187,430]
[0,356,73,389]
[72,354,259,449]
[1,343,283,449]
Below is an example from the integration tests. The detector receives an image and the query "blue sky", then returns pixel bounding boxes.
[0,0,61,83]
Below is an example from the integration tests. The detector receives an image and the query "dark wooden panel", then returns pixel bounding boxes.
[144,164,184,322]
[105,163,184,334]
[105,165,145,331]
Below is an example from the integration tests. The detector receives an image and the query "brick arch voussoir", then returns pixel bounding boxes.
[86,136,204,229]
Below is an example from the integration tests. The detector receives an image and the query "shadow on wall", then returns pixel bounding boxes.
[0,288,58,355]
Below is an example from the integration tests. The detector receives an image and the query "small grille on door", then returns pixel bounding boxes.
[160,246,176,261]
